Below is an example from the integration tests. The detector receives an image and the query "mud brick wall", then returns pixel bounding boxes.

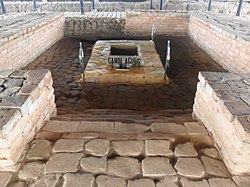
[189,14,250,73]
[193,72,250,175]
[0,69,56,171]
[0,13,65,70]
[64,11,189,40]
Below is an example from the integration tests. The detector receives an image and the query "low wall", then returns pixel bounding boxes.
[193,71,250,175]
[0,13,65,70]
[65,11,189,39]
[0,69,56,171]
[189,13,250,73]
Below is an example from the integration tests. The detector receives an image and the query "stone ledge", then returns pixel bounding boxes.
[0,69,56,171]
[193,71,250,175]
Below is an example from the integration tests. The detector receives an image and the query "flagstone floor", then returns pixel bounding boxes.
[0,36,246,187]
[25,36,225,113]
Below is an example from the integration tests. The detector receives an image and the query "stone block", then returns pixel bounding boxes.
[30,174,60,187]
[128,179,155,187]
[175,158,205,178]
[81,157,106,174]
[0,95,33,116]
[85,139,110,156]
[114,122,150,133]
[145,140,172,156]
[96,175,126,187]
[63,173,94,187]
[142,157,176,177]
[45,153,83,174]
[26,139,52,160]
[53,139,85,153]
[18,162,45,180]
[112,140,144,156]
[174,142,198,157]
[201,156,230,177]
[107,157,141,178]
[151,122,187,135]
[0,109,21,139]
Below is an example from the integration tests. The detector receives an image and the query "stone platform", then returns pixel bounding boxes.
[194,72,250,175]
[85,40,168,85]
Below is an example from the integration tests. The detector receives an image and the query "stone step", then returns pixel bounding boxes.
[57,108,193,116]
[41,118,207,138]
[54,108,194,123]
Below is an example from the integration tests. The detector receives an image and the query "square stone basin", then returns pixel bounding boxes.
[84,40,169,84]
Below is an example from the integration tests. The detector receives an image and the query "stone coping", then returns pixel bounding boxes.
[0,69,56,171]
[191,12,250,42]
[0,12,64,45]
[0,69,51,138]
[85,40,168,84]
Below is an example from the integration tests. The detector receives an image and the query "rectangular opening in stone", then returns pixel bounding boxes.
[110,46,138,56]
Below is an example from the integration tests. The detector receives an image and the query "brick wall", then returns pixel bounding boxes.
[64,11,189,40]
[124,11,189,37]
[0,13,65,70]
[0,69,56,171]
[189,14,250,73]
[193,72,250,175]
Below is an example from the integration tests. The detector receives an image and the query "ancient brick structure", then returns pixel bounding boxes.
[0,69,56,171]
[0,13,64,70]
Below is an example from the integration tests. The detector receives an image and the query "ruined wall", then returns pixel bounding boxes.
[0,13,65,70]
[64,11,189,39]
[189,13,250,73]
[65,12,126,39]
[0,69,56,171]
[193,72,250,175]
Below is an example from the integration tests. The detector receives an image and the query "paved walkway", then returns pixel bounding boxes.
[26,36,225,114]
[0,110,241,187]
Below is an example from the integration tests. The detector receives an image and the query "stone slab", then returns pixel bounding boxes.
[31,174,60,187]
[146,140,172,156]
[18,162,45,180]
[85,139,110,156]
[201,156,230,177]
[128,178,155,187]
[81,157,106,174]
[174,142,198,157]
[63,173,94,187]
[112,140,144,156]
[107,157,141,178]
[26,140,52,160]
[175,158,205,178]
[96,175,126,187]
[53,139,85,153]
[45,153,83,174]
[142,157,176,177]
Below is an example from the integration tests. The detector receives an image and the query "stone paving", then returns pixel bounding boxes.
[0,110,244,187]
[25,36,225,113]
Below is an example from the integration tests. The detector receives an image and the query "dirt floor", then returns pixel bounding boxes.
[25,36,225,112]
